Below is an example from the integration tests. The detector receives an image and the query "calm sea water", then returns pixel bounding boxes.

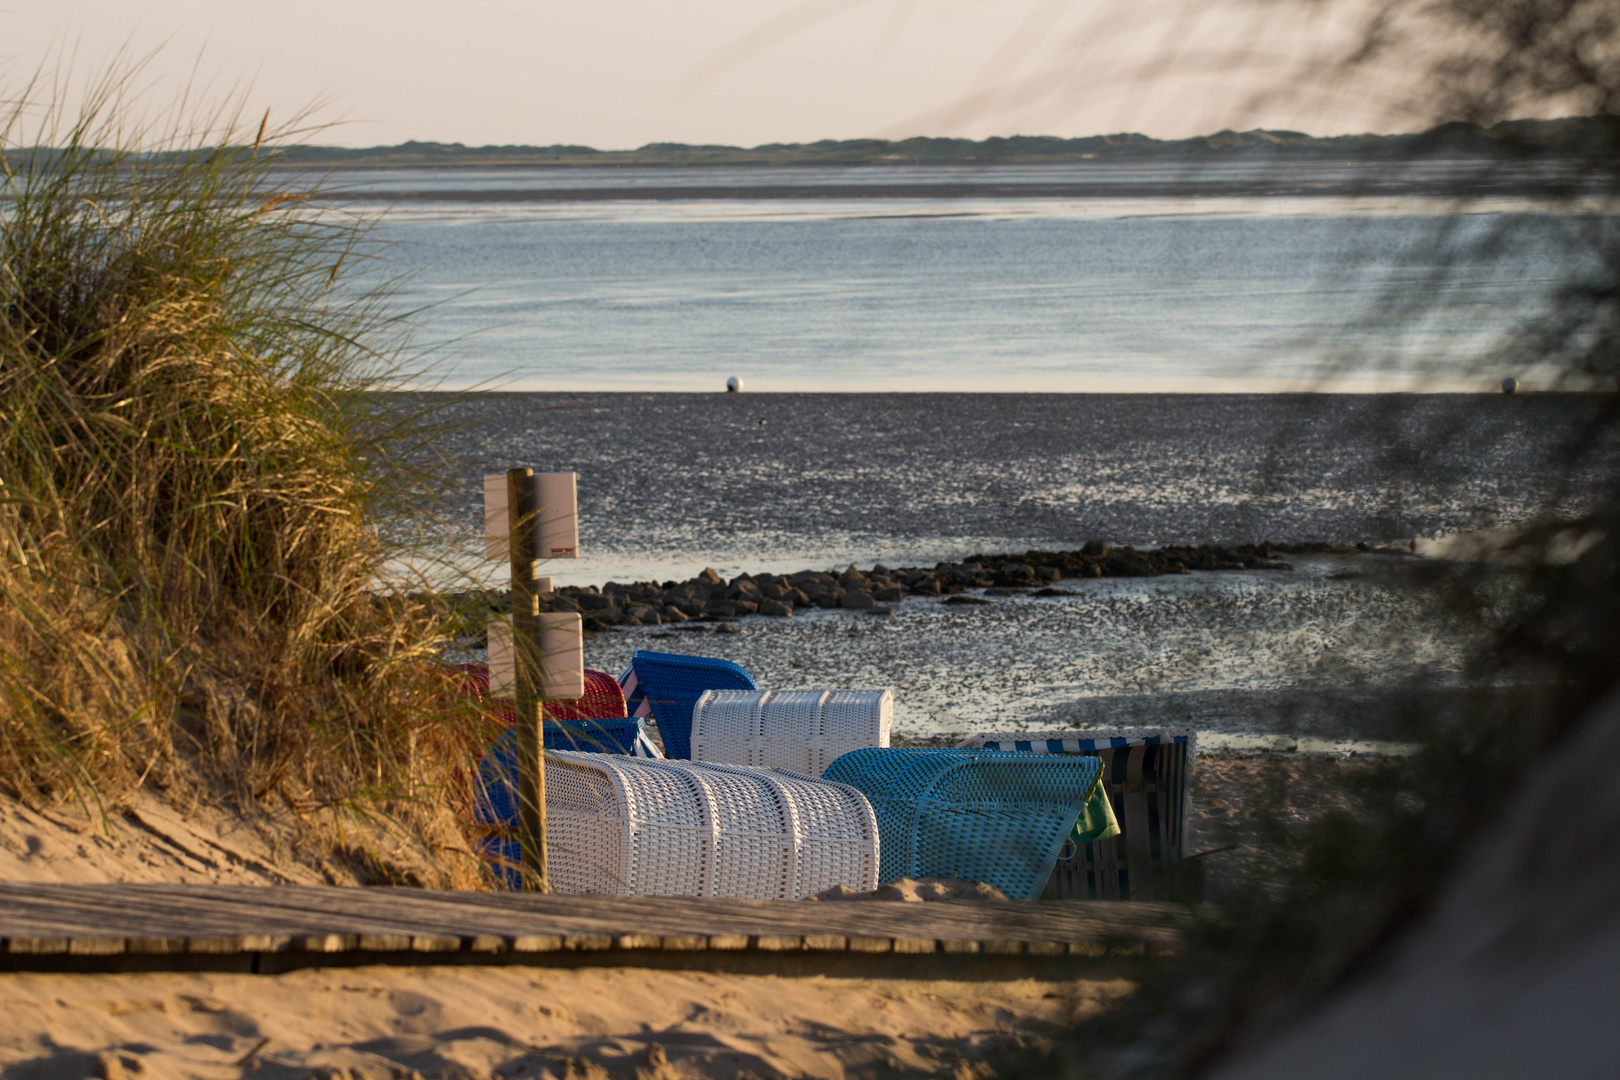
[348,164,1576,393]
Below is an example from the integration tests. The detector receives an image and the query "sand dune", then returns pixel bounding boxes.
[0,793,351,888]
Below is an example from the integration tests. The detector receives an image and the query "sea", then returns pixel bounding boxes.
[334,161,1600,743]
[333,159,1595,395]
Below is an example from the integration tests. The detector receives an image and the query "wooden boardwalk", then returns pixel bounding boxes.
[0,883,1185,973]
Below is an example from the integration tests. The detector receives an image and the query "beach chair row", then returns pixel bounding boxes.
[462,650,1197,902]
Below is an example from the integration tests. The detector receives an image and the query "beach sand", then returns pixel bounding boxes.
[0,754,1374,1076]
[0,964,1129,1079]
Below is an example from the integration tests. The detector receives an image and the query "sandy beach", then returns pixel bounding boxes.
[0,750,1375,1077]
[0,964,1128,1080]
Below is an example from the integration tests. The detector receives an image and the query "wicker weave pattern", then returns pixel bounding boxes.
[821,748,1102,901]
[479,746,879,897]
[630,651,758,760]
[691,689,891,776]
[963,728,1198,901]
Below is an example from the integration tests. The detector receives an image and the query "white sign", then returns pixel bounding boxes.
[484,472,579,561]
[487,612,585,700]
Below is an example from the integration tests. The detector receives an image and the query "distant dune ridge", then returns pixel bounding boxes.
[260,116,1613,168]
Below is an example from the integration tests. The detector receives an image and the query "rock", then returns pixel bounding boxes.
[714,622,739,634]
[758,599,793,617]
[840,590,876,610]
[943,595,992,606]
[708,602,737,618]
[1037,566,1061,582]
[787,586,811,605]
[697,567,724,585]
[873,585,903,602]
[865,606,895,616]
[983,588,1018,597]
[1034,588,1077,597]
[582,617,613,633]
[1082,540,1109,557]
[731,600,759,615]
[662,606,689,622]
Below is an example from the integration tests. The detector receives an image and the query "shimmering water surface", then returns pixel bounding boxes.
[353,166,1594,741]
[414,392,1592,742]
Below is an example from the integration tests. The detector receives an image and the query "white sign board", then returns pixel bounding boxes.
[487,612,585,700]
[484,472,579,561]
[482,474,510,560]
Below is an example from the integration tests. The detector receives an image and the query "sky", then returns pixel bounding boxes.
[3,0,1404,149]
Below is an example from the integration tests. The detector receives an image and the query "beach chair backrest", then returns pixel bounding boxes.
[821,747,1103,901]
[691,688,892,776]
[628,651,757,760]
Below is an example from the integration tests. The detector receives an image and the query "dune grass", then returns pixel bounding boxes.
[0,63,485,886]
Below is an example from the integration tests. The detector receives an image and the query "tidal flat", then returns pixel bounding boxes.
[410,391,1584,744]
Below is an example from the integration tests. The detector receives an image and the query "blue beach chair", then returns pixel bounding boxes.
[626,651,757,760]
[821,747,1105,901]
[968,729,1199,901]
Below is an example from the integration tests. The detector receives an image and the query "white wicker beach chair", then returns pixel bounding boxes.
[961,727,1199,901]
[543,750,880,899]
[690,689,893,777]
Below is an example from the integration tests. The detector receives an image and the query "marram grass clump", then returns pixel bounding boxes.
[0,72,484,886]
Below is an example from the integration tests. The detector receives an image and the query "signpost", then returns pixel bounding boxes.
[484,468,582,892]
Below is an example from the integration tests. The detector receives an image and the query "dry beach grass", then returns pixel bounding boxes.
[0,62,485,887]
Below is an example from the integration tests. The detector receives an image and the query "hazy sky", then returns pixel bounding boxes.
[5,0,1403,148]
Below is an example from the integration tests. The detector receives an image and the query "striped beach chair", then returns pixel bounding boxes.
[962,728,1199,901]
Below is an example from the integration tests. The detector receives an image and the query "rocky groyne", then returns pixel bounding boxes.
[450,542,1359,632]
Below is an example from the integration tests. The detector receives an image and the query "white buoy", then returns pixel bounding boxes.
[726,376,742,393]
[1502,376,1519,395]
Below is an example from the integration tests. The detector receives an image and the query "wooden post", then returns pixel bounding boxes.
[506,468,550,893]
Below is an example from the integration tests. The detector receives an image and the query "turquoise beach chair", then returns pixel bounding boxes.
[821,747,1106,901]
